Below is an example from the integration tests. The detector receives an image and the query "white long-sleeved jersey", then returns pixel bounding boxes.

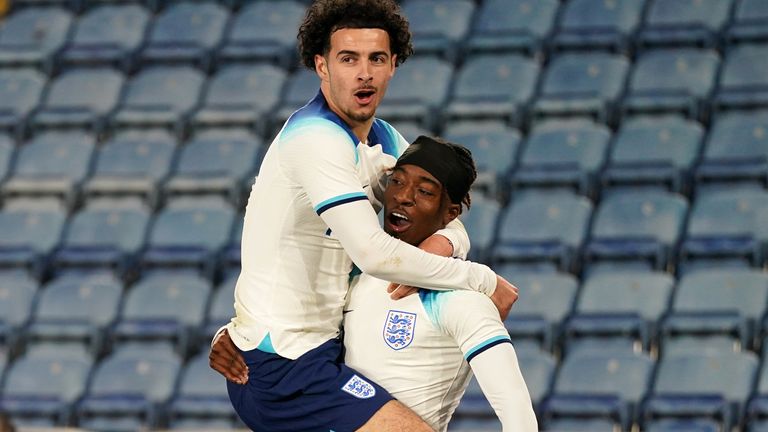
[226,91,497,359]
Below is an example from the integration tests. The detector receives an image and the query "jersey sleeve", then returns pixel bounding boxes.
[434,218,470,259]
[436,291,511,361]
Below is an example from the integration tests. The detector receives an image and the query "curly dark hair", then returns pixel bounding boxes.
[297,0,414,70]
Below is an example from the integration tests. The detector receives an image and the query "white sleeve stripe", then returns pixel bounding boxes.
[465,335,512,362]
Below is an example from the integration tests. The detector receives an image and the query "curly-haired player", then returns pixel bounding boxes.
[209,1,520,430]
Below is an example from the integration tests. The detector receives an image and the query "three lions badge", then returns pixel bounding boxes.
[383,310,416,350]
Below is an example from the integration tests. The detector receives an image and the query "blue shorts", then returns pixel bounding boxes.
[227,337,394,432]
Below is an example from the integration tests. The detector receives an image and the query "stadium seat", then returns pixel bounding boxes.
[466,0,560,56]
[532,52,630,125]
[643,418,721,432]
[714,44,768,111]
[220,215,242,271]
[0,347,92,426]
[191,63,287,136]
[76,342,182,431]
[645,350,758,431]
[447,416,501,431]
[696,110,768,186]
[455,195,501,264]
[622,48,720,121]
[110,65,205,136]
[500,271,578,351]
[745,354,768,430]
[516,346,557,408]
[59,4,150,71]
[218,0,306,68]
[401,0,475,61]
[541,418,617,431]
[167,351,238,428]
[1,130,95,208]
[493,189,593,272]
[638,0,733,49]
[0,68,46,139]
[585,189,688,269]
[0,134,13,185]
[273,68,319,127]
[27,270,123,354]
[727,0,768,44]
[443,120,521,198]
[603,115,705,192]
[388,121,433,144]
[0,198,67,276]
[552,0,646,53]
[53,197,151,273]
[204,271,236,338]
[443,54,539,127]
[375,56,453,130]
[141,196,235,276]
[139,1,228,71]
[163,128,264,205]
[30,67,124,133]
[0,270,38,350]
[82,129,177,207]
[681,187,768,266]
[113,269,211,354]
[0,7,73,72]
[512,119,611,196]
[543,349,655,431]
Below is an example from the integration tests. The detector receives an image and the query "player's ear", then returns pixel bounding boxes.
[315,54,329,81]
[443,203,461,226]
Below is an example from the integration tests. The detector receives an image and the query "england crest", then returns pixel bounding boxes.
[383,310,416,350]
[341,374,376,399]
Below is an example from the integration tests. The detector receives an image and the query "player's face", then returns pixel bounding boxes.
[383,164,460,246]
[315,28,397,134]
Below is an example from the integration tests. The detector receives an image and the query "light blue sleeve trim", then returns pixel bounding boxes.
[464,335,512,360]
[256,333,276,354]
[313,192,368,213]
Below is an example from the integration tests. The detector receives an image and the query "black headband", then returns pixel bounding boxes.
[394,136,472,205]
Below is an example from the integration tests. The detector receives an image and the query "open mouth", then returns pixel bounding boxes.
[354,88,376,105]
[386,211,412,233]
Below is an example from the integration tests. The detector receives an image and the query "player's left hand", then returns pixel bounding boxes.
[388,282,419,299]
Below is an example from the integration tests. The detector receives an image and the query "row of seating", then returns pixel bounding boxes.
[3,0,767,66]
[2,41,767,141]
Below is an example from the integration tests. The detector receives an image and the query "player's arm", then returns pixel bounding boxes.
[440,292,538,431]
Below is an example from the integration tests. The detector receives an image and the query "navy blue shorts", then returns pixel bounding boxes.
[227,337,394,432]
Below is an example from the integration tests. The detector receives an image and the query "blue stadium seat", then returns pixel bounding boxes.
[0,199,67,276]
[0,270,38,350]
[139,1,229,71]
[622,48,720,120]
[512,119,611,196]
[447,416,501,431]
[516,346,557,408]
[77,342,182,431]
[532,53,630,125]
[204,271,236,338]
[60,4,150,71]
[745,354,768,430]
[714,44,768,111]
[167,351,238,428]
[456,196,501,264]
[1,130,95,208]
[466,0,560,56]
[586,190,688,269]
[0,7,73,72]
[0,347,92,427]
[681,187,768,266]
[0,68,46,139]
[53,198,151,273]
[552,0,646,53]
[696,110,768,186]
[218,0,306,68]
[494,190,593,272]
[643,418,721,432]
[141,196,235,276]
[113,269,211,353]
[603,115,705,192]
[543,349,654,431]
[388,121,432,144]
[110,65,205,135]
[30,67,124,133]
[191,63,287,135]
[727,0,768,44]
[220,215,242,271]
[375,56,453,130]
[501,271,578,351]
[82,129,177,207]
[638,0,733,49]
[401,0,475,61]
[27,270,122,354]
[274,69,319,127]
[542,418,617,432]
[443,121,521,197]
[453,376,496,422]
[645,350,758,431]
[0,134,13,185]
[163,128,264,205]
[444,54,539,127]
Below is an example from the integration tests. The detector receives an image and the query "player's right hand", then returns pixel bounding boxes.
[209,329,249,385]
[490,275,519,321]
